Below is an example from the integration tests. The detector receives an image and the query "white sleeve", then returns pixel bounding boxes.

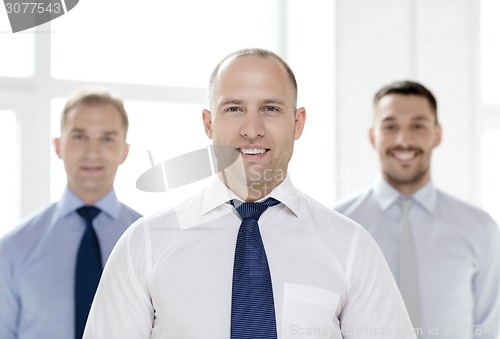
[340,227,417,339]
[83,219,154,339]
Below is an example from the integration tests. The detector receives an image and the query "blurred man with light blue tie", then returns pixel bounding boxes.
[335,80,500,339]
[0,89,142,339]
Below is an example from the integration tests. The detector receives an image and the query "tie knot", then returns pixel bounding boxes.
[232,197,280,221]
[398,197,413,215]
[76,206,101,224]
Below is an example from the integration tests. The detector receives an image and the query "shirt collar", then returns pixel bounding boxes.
[412,180,437,213]
[374,177,437,213]
[56,187,122,220]
[201,174,300,217]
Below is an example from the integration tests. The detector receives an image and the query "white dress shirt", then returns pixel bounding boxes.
[335,179,500,339]
[84,176,416,339]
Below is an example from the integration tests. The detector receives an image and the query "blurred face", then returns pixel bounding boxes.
[369,94,441,194]
[203,55,306,201]
[54,103,129,204]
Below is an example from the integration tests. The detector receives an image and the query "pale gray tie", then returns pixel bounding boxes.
[398,198,421,330]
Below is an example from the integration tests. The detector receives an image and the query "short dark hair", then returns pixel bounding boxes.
[208,48,298,109]
[61,88,129,137]
[373,80,438,123]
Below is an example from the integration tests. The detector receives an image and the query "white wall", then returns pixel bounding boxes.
[334,0,481,206]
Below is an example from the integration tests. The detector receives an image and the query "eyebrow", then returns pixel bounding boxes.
[220,99,287,106]
[381,115,431,123]
[262,98,286,106]
[69,128,119,135]
[411,116,432,121]
[220,100,242,106]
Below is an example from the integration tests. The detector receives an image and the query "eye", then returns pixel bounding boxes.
[225,106,241,113]
[411,123,428,131]
[101,136,115,142]
[382,124,397,132]
[71,133,85,140]
[262,106,281,114]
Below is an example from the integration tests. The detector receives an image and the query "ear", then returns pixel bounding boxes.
[368,127,376,149]
[53,138,62,159]
[433,123,442,148]
[203,109,213,139]
[120,143,130,164]
[293,107,306,140]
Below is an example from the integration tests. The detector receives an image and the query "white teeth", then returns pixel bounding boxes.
[393,150,416,160]
[240,148,266,155]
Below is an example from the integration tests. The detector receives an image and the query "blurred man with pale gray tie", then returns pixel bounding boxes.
[335,80,500,339]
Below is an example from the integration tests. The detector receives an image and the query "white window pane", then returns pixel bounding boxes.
[481,0,500,105]
[0,15,34,77]
[50,99,210,216]
[0,110,19,237]
[116,101,211,216]
[481,130,500,224]
[51,0,275,87]
[50,99,66,202]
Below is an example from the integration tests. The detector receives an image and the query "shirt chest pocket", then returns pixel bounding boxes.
[281,283,342,339]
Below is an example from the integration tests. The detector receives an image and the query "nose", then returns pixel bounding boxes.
[395,128,413,148]
[84,138,101,159]
[240,111,265,139]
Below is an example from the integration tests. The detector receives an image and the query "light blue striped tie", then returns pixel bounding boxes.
[230,198,280,339]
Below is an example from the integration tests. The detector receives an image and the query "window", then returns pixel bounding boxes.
[117,101,210,215]
[480,0,500,223]
[51,0,274,87]
[0,110,19,236]
[481,131,500,224]
[480,0,500,105]
[0,18,34,77]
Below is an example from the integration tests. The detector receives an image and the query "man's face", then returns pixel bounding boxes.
[203,55,305,199]
[370,94,441,194]
[54,103,129,203]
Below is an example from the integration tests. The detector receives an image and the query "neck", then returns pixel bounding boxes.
[386,176,430,196]
[218,172,282,202]
[68,186,109,206]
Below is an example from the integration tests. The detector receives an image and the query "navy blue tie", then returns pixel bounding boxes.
[230,197,280,339]
[75,206,102,339]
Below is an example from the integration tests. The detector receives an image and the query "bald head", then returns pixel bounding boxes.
[208,48,298,111]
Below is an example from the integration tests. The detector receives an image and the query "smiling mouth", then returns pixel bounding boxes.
[390,149,420,161]
[238,148,269,155]
[81,166,104,171]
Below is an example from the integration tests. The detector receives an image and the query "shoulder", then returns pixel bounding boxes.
[333,188,374,215]
[1,203,57,241]
[110,191,208,269]
[300,192,388,270]
[298,192,366,239]
[120,189,205,239]
[117,202,143,221]
[0,202,57,259]
[436,190,498,230]
[434,190,499,253]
